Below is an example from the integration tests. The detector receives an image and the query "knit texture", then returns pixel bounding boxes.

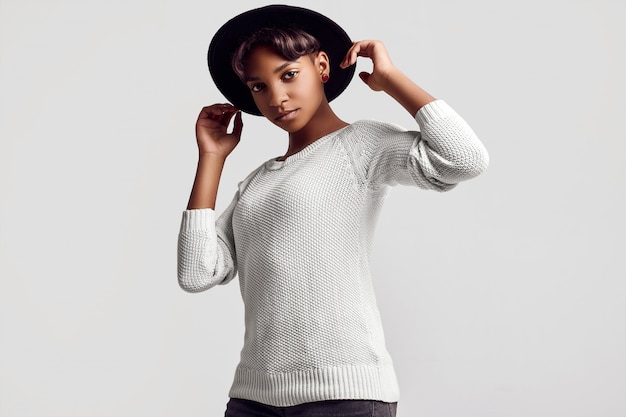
[177,99,489,406]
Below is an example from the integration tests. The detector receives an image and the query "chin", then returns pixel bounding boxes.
[268,118,307,133]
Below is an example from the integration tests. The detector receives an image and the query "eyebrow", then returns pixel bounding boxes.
[244,61,298,82]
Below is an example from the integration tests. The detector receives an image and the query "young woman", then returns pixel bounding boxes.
[177,5,489,416]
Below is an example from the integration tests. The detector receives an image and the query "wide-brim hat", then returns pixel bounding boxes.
[208,4,355,116]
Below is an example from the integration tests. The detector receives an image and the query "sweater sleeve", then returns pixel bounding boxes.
[177,192,239,293]
[367,99,489,191]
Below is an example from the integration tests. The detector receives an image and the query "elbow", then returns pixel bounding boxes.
[177,236,220,293]
[178,276,205,293]
[464,145,490,179]
[178,280,195,293]
[177,264,218,293]
[465,132,490,177]
[178,274,206,293]
[422,149,489,191]
[440,123,490,181]
[412,130,489,188]
[446,140,490,182]
[474,143,490,176]
[178,275,221,293]
[177,259,235,293]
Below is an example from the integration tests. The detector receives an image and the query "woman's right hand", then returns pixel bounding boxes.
[195,103,243,158]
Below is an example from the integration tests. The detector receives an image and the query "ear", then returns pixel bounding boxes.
[315,51,331,76]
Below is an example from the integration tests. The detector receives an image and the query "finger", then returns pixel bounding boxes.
[198,106,236,127]
[231,111,243,138]
[211,104,235,116]
[199,106,213,118]
[354,41,376,58]
[358,71,370,85]
[340,40,378,68]
[199,104,224,120]
[344,44,360,67]
[200,103,234,116]
[340,42,361,69]
[219,108,239,126]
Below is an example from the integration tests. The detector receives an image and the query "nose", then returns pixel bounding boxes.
[267,84,288,108]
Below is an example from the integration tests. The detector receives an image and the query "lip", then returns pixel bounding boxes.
[275,109,298,122]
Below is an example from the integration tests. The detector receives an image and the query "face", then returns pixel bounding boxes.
[243,46,328,132]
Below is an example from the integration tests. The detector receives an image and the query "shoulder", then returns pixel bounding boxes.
[348,119,407,137]
[339,119,411,153]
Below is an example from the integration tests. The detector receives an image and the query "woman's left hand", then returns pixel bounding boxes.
[340,40,395,92]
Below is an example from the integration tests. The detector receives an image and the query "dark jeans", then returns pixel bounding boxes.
[224,398,397,417]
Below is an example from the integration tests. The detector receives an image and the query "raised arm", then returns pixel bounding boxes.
[341,40,488,190]
[340,40,436,116]
[178,103,243,293]
[187,103,242,209]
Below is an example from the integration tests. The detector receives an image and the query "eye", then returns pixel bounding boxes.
[283,70,298,80]
[249,83,265,93]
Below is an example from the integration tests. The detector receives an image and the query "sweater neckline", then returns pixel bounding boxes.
[264,124,352,171]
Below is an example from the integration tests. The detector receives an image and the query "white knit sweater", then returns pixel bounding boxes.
[177,99,489,407]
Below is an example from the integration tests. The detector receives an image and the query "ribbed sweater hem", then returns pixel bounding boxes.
[228,364,400,407]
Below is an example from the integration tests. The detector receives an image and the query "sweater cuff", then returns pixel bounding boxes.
[180,208,215,233]
[415,99,454,125]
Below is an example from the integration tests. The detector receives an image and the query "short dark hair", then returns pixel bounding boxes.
[231,26,321,81]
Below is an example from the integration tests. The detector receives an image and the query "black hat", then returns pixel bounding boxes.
[208,4,355,116]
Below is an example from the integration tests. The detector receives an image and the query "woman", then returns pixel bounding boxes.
[178,5,489,416]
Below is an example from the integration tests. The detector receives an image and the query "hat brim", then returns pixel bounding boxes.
[208,5,355,116]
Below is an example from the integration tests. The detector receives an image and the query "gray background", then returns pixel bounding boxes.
[1,0,624,416]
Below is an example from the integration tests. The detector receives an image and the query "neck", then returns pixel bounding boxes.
[282,103,348,160]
